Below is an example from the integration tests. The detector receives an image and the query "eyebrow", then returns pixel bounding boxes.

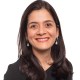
[28,22,38,25]
[44,20,54,23]
[28,20,54,25]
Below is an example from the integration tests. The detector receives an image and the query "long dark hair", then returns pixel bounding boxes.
[18,0,73,80]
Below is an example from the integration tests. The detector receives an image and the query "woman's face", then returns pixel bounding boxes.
[26,9,59,52]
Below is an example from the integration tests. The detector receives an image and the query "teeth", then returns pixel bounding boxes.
[36,38,48,42]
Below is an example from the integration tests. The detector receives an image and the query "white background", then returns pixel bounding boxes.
[0,0,80,80]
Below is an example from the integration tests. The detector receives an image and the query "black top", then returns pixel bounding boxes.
[4,59,56,80]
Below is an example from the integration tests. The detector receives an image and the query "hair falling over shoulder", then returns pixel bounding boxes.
[18,0,73,80]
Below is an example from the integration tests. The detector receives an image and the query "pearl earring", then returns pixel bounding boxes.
[27,42,29,47]
[26,36,29,47]
[55,37,58,45]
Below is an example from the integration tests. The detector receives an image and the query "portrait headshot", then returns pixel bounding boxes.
[3,0,74,80]
[1,0,80,80]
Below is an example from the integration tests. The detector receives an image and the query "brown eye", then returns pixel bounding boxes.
[45,23,52,28]
[47,23,52,26]
[31,25,36,28]
[29,24,38,29]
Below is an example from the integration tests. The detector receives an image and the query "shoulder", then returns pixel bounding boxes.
[65,58,73,80]
[66,58,73,71]
[4,59,26,80]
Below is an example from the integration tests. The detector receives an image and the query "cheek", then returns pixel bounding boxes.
[27,30,35,40]
[48,29,58,38]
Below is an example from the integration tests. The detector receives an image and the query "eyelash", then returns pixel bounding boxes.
[29,23,53,29]
[45,23,52,27]
[30,25,37,28]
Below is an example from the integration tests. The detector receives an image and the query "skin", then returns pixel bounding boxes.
[26,8,59,70]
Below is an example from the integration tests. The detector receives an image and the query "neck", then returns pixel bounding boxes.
[32,48,53,70]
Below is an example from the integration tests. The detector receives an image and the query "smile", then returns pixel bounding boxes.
[35,37,49,42]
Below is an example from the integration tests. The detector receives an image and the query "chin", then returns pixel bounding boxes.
[34,46,52,51]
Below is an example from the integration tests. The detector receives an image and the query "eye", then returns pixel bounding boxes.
[29,24,38,29]
[31,25,36,28]
[45,23,53,28]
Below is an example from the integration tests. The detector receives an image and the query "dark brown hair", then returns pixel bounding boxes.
[18,0,73,80]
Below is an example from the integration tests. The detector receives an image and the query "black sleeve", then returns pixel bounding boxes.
[66,59,73,80]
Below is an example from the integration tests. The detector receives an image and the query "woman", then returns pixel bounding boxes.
[4,0,73,80]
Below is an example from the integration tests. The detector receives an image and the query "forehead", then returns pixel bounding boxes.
[28,8,54,23]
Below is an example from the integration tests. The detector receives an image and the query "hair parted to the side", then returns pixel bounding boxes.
[18,0,73,80]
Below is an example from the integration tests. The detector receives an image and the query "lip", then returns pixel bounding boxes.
[35,37,49,42]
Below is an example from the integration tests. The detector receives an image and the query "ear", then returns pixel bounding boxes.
[25,32,28,40]
[56,28,59,38]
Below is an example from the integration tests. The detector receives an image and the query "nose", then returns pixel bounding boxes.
[37,25,46,36]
